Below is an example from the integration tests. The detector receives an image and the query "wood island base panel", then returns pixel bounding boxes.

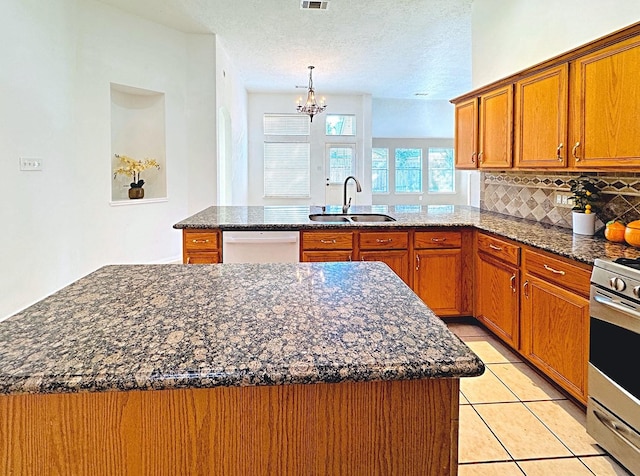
[0,378,459,476]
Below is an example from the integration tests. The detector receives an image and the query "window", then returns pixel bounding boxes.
[263,114,310,198]
[325,115,356,136]
[326,144,355,184]
[428,148,455,193]
[395,148,422,193]
[264,143,310,197]
[372,148,389,193]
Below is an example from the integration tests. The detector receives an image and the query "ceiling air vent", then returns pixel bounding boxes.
[301,1,329,10]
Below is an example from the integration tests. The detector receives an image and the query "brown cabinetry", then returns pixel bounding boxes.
[475,233,520,348]
[301,230,354,262]
[478,85,513,168]
[454,98,479,169]
[521,249,591,404]
[358,231,410,285]
[413,229,472,317]
[182,230,221,264]
[570,35,640,168]
[514,64,569,168]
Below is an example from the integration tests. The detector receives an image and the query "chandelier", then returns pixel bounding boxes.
[296,66,327,122]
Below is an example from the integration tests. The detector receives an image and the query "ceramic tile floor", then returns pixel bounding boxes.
[447,321,633,476]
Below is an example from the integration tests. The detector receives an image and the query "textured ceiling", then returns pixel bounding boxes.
[97,0,473,100]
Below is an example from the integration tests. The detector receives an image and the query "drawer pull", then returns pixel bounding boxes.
[320,239,337,244]
[489,244,503,251]
[192,239,210,244]
[376,238,393,243]
[431,237,446,243]
[543,264,566,275]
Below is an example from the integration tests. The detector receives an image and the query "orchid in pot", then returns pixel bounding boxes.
[113,154,160,199]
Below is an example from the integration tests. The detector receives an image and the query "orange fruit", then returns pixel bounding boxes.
[624,220,640,247]
[605,221,626,243]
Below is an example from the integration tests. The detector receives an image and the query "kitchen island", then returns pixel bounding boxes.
[0,261,483,475]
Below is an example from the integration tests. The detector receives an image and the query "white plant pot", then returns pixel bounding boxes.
[572,211,596,236]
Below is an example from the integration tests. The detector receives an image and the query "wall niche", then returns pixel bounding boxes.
[110,83,167,203]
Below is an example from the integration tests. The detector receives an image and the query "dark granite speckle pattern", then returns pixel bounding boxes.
[173,205,640,265]
[0,262,484,395]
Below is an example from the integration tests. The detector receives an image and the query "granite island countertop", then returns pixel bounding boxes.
[0,261,484,395]
[173,205,640,265]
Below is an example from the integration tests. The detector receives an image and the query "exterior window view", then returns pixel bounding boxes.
[4,1,640,475]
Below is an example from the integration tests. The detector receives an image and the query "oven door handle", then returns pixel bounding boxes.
[592,407,640,451]
[593,294,640,320]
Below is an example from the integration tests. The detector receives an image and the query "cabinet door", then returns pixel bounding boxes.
[475,252,519,348]
[185,252,220,264]
[514,64,568,168]
[413,249,464,317]
[454,98,479,169]
[479,85,513,168]
[521,275,589,404]
[359,250,410,285]
[571,35,640,168]
[301,251,353,262]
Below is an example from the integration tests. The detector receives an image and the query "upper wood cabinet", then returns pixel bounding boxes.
[514,64,569,168]
[570,35,640,168]
[454,98,479,169]
[478,85,513,168]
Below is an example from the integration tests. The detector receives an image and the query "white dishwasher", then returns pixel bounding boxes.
[222,231,300,263]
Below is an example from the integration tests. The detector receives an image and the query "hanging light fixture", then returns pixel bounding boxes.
[296,65,327,122]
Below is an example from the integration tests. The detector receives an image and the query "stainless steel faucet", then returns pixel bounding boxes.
[342,176,362,213]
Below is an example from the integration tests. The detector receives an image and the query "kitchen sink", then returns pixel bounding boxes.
[348,214,396,222]
[308,213,396,223]
[308,214,350,222]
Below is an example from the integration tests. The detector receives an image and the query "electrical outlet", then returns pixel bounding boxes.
[20,157,42,171]
[554,191,573,208]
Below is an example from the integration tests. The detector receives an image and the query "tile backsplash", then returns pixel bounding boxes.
[480,171,640,231]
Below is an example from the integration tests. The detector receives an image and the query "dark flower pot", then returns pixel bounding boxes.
[128,187,144,199]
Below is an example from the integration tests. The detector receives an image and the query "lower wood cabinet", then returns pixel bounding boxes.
[358,231,410,285]
[475,251,520,348]
[360,250,410,285]
[182,230,221,264]
[413,229,472,317]
[520,249,591,404]
[301,230,354,262]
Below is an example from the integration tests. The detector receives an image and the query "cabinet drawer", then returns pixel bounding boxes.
[183,230,219,251]
[477,233,520,266]
[302,231,354,250]
[359,231,408,250]
[414,230,461,249]
[523,249,591,297]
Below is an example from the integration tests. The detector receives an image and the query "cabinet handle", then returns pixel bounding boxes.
[320,239,337,244]
[572,141,581,161]
[376,238,393,243]
[186,257,191,264]
[478,151,484,163]
[415,254,421,271]
[489,244,503,251]
[192,239,210,244]
[348,254,352,261]
[543,264,566,275]
[471,152,477,163]
[431,237,446,243]
[556,143,564,161]
[523,280,529,298]
[361,256,365,261]
[510,274,516,293]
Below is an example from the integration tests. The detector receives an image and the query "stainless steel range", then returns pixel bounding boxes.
[588,258,640,475]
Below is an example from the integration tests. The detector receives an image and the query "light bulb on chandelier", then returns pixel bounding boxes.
[296,65,327,122]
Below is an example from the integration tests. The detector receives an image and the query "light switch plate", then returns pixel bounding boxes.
[20,157,42,171]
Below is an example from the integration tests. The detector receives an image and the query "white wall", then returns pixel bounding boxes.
[372,99,454,138]
[0,0,217,320]
[247,93,373,207]
[216,39,249,205]
[472,0,640,88]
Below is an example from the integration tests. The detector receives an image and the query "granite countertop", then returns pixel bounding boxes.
[173,205,640,265]
[0,262,484,395]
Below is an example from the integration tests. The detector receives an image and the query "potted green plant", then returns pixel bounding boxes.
[113,154,160,199]
[568,175,600,235]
